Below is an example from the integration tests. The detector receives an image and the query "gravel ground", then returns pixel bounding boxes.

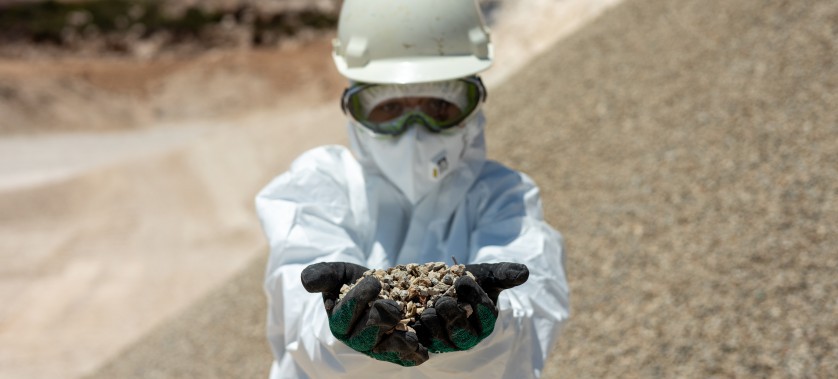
[86,0,836,377]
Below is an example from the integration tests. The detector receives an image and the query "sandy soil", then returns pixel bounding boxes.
[0,1,627,378]
[0,104,349,379]
[0,38,348,379]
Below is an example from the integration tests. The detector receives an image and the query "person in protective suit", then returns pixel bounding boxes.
[255,0,569,377]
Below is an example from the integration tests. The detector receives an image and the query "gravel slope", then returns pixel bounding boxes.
[86,0,837,377]
[490,0,836,377]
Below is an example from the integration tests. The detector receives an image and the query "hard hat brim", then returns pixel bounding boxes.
[333,53,493,84]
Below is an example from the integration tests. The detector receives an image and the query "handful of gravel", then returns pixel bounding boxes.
[339,262,475,332]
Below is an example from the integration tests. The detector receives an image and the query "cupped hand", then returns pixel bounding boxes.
[301,262,430,366]
[414,262,529,353]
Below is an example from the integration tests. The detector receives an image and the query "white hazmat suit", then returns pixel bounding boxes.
[256,112,570,378]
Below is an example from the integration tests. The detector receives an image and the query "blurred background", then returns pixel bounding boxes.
[2,1,836,378]
[0,0,624,378]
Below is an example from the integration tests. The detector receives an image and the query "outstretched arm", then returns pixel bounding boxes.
[463,166,570,378]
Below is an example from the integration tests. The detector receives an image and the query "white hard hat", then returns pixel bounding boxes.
[332,0,493,84]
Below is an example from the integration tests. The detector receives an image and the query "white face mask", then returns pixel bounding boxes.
[349,114,484,204]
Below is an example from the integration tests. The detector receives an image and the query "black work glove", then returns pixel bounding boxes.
[414,263,529,353]
[301,262,429,366]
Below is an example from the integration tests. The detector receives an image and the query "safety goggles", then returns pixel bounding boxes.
[341,76,487,136]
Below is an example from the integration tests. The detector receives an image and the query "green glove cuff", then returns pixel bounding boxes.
[429,338,459,353]
[476,304,497,339]
[330,299,424,367]
[329,298,379,352]
[428,304,497,353]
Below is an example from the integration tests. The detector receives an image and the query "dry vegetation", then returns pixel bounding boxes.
[0,1,348,135]
[0,0,340,58]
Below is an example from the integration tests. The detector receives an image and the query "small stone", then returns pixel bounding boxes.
[461,304,474,318]
[405,301,416,317]
[338,262,473,331]
[450,265,465,275]
[444,286,457,297]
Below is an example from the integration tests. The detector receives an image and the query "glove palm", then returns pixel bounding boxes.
[301,262,429,366]
[415,263,529,353]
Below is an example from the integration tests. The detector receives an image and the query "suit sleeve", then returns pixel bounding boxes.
[467,164,571,378]
[255,147,371,377]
